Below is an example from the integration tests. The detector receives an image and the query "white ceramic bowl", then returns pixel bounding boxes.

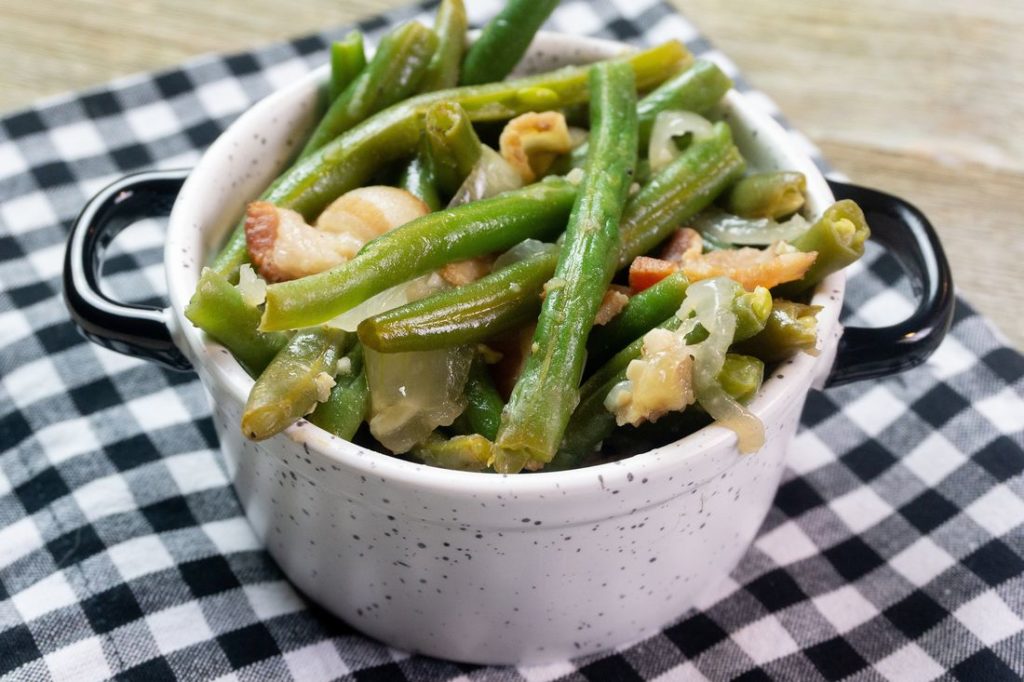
[72,34,863,665]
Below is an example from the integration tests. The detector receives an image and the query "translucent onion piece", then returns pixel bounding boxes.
[693,208,810,246]
[327,272,448,332]
[364,345,474,453]
[236,264,266,307]
[448,146,524,208]
[648,111,714,174]
[493,238,558,271]
[681,277,765,453]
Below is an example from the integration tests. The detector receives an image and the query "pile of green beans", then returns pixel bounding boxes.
[186,0,871,473]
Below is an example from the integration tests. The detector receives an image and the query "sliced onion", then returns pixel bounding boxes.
[693,208,810,247]
[492,238,558,271]
[680,277,765,453]
[448,146,524,208]
[364,345,474,453]
[327,272,448,332]
[648,111,714,174]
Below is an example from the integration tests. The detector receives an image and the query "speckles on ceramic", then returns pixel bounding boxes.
[162,31,846,666]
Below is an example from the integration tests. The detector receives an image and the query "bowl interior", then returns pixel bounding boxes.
[165,32,843,497]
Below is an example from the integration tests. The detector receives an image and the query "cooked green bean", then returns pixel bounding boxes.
[360,126,741,353]
[241,328,347,440]
[460,0,561,86]
[184,267,288,377]
[359,248,559,352]
[619,122,745,266]
[412,433,492,471]
[587,271,689,368]
[494,62,639,473]
[398,153,442,211]
[262,178,577,331]
[452,356,504,440]
[209,40,689,279]
[723,171,806,219]
[424,101,483,197]
[562,59,733,169]
[327,31,367,104]
[774,199,870,298]
[733,299,821,363]
[717,353,765,403]
[420,0,469,91]
[300,22,438,158]
[307,344,370,440]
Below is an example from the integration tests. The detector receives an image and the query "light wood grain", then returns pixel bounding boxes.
[2,0,1021,349]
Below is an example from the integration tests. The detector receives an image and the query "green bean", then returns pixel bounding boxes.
[328,31,367,104]
[494,62,639,473]
[262,178,577,331]
[733,299,821,363]
[717,353,765,403]
[451,356,504,440]
[209,40,689,278]
[554,350,765,469]
[723,171,806,219]
[412,433,492,471]
[307,344,370,440]
[359,125,741,353]
[424,101,482,197]
[587,271,689,368]
[420,0,469,91]
[619,122,745,266]
[300,22,438,158]
[184,267,288,377]
[359,248,558,352]
[398,153,442,211]
[459,0,560,86]
[241,328,347,440]
[562,59,733,167]
[774,199,870,298]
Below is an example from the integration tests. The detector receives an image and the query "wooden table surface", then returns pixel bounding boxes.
[3,0,1022,350]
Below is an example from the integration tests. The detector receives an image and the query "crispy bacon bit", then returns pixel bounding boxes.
[244,202,354,282]
[499,111,572,183]
[244,187,429,283]
[316,186,428,244]
[660,227,703,263]
[594,286,630,326]
[440,256,495,287]
[629,256,679,292]
[681,242,817,291]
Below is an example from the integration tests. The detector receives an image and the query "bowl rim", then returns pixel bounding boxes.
[165,31,843,500]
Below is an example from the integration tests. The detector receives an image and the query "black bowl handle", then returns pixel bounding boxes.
[825,180,954,387]
[63,168,193,371]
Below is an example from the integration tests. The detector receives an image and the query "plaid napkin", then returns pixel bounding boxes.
[2,0,1023,679]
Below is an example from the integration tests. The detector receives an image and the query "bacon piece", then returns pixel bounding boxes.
[681,242,817,291]
[244,202,355,283]
[628,256,679,292]
[660,227,703,263]
[440,256,495,287]
[594,286,630,326]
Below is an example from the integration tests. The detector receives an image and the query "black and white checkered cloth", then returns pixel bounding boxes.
[1,0,1022,679]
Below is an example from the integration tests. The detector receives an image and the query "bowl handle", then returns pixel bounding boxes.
[825,180,955,387]
[63,168,193,371]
